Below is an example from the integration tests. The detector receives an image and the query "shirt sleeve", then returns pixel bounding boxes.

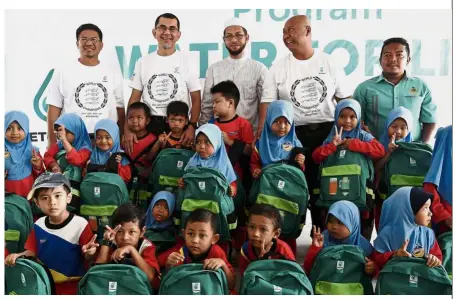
[331,57,352,99]
[239,119,255,144]
[199,65,214,124]
[66,148,92,168]
[238,250,250,277]
[129,58,144,91]
[185,56,201,93]
[118,164,132,184]
[303,244,322,275]
[114,72,125,108]
[257,64,268,104]
[419,83,437,124]
[24,228,37,254]
[141,245,161,274]
[430,240,443,262]
[372,249,395,270]
[353,83,367,123]
[78,223,95,247]
[423,182,452,223]
[46,68,64,108]
[347,139,386,160]
[261,66,279,103]
[43,143,60,169]
[312,143,338,164]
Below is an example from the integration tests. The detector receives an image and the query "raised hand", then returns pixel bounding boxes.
[103,224,121,242]
[177,178,185,189]
[394,239,411,257]
[312,225,324,248]
[166,252,185,268]
[364,257,375,274]
[361,121,371,133]
[221,131,234,146]
[332,126,343,147]
[258,239,273,258]
[31,148,42,170]
[388,134,399,153]
[252,169,262,179]
[81,234,99,256]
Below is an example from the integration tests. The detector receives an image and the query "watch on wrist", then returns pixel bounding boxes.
[189,122,197,129]
[101,239,111,247]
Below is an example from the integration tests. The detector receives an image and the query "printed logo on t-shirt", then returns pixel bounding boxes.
[146,73,179,103]
[102,76,108,83]
[75,82,109,112]
[282,142,293,151]
[290,76,327,117]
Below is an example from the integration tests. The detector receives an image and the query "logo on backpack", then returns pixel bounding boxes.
[273,285,282,294]
[108,281,118,295]
[336,261,345,273]
[94,187,100,197]
[198,182,205,190]
[177,161,184,169]
[21,273,26,287]
[409,275,418,287]
[278,180,285,190]
[192,282,201,294]
[409,157,417,167]
[339,150,346,159]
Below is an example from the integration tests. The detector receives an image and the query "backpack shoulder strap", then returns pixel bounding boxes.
[241,242,250,262]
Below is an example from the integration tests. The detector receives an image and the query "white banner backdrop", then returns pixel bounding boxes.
[5,9,452,153]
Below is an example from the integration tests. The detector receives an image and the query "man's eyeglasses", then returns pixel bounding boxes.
[224,34,246,41]
[156,25,179,33]
[78,37,101,44]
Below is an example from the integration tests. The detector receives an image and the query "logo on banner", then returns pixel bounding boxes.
[147,73,179,103]
[290,76,327,115]
[75,82,109,112]
[33,69,55,122]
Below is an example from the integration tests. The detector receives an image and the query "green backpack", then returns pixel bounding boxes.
[317,149,374,210]
[56,150,83,213]
[248,163,309,239]
[5,193,33,254]
[375,257,452,295]
[177,167,236,241]
[78,264,153,295]
[5,257,55,295]
[159,263,229,295]
[80,172,129,241]
[144,228,177,255]
[309,245,374,295]
[382,142,432,199]
[437,231,452,279]
[239,259,314,295]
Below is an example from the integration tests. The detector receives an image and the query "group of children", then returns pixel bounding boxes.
[4,79,452,294]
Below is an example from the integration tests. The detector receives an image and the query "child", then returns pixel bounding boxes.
[250,100,305,178]
[87,119,132,183]
[95,203,160,289]
[179,123,238,197]
[423,125,452,234]
[163,209,236,291]
[148,101,193,160]
[372,187,442,270]
[374,107,413,229]
[4,173,98,295]
[5,111,45,198]
[44,113,92,172]
[239,204,295,277]
[303,200,376,275]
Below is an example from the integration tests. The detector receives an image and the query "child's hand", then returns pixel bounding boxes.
[166,252,185,268]
[5,253,23,266]
[178,178,185,189]
[58,125,68,142]
[50,163,62,173]
[361,121,371,133]
[364,257,375,275]
[312,225,324,248]
[30,148,42,170]
[388,135,399,153]
[115,154,122,164]
[228,185,235,197]
[258,239,273,258]
[340,139,351,149]
[295,153,305,167]
[221,131,234,147]
[426,254,441,267]
[394,239,411,257]
[103,224,121,242]
[332,126,343,147]
[81,234,99,256]
[111,245,133,263]
[444,216,452,229]
[158,132,172,149]
[253,169,262,179]
[203,258,226,270]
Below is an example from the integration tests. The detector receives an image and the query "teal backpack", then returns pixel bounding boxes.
[55,150,83,213]
[239,259,313,295]
[5,193,33,254]
[381,142,432,199]
[437,231,452,279]
[248,163,308,239]
[309,245,374,295]
[5,257,55,295]
[144,228,177,255]
[80,172,129,241]
[177,167,236,241]
[317,149,375,210]
[159,263,229,295]
[78,264,153,295]
[375,256,452,295]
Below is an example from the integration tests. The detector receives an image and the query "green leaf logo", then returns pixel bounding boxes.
[33,69,54,122]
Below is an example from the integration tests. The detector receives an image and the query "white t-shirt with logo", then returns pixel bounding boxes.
[129,50,201,117]
[46,60,125,133]
[262,52,351,126]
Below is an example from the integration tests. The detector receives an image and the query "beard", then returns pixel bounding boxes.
[226,43,246,56]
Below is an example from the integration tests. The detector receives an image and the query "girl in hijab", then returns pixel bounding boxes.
[304,200,376,276]
[312,99,384,164]
[5,111,45,197]
[44,113,92,172]
[423,126,452,234]
[373,187,442,270]
[87,119,131,183]
[178,123,238,197]
[250,100,305,179]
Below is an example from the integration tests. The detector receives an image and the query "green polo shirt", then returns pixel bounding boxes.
[353,72,436,141]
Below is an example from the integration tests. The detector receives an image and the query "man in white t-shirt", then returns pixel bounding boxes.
[123,13,201,154]
[261,15,352,234]
[47,23,125,146]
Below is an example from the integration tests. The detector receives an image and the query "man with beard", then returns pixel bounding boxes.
[261,15,352,242]
[47,23,125,145]
[123,13,201,154]
[353,37,436,142]
[199,18,267,135]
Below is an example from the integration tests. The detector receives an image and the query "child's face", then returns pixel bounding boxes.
[152,200,170,222]
[35,186,71,222]
[95,129,113,151]
[114,221,145,248]
[167,114,188,134]
[247,214,280,249]
[415,199,432,226]
[212,93,234,118]
[183,221,219,256]
[195,133,215,158]
[388,118,409,141]
[337,108,358,131]
[326,214,351,240]
[5,121,26,144]
[127,108,150,133]
[271,116,291,137]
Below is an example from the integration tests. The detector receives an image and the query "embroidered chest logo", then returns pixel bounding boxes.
[412,245,425,258]
[282,142,293,151]
[409,86,418,96]
[4,150,10,159]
